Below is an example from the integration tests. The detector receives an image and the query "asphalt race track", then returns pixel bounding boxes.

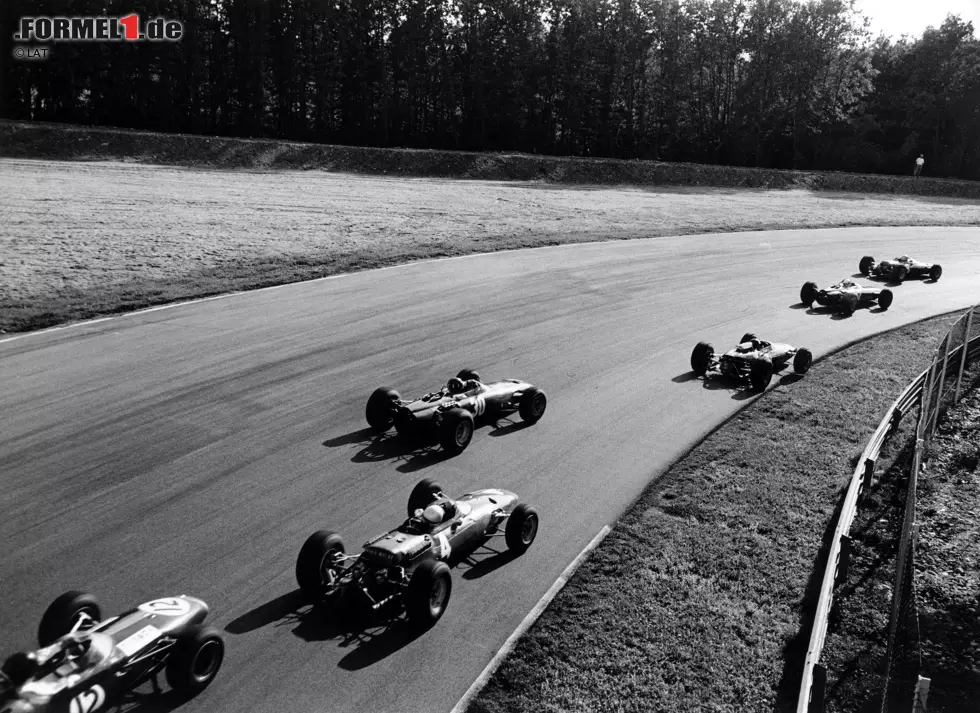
[2,226,980,713]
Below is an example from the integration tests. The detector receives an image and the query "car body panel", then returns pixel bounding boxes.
[1,596,209,713]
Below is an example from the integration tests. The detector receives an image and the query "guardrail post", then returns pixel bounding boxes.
[931,336,950,438]
[918,361,936,444]
[861,458,876,498]
[913,675,930,712]
[836,536,851,586]
[954,306,974,405]
[809,664,826,713]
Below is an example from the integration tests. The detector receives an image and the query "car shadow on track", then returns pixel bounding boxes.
[106,689,190,713]
[801,304,888,319]
[674,370,807,399]
[223,588,428,670]
[323,418,532,473]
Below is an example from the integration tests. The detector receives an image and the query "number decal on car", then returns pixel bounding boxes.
[436,532,452,559]
[473,395,486,416]
[69,685,106,713]
[137,597,190,616]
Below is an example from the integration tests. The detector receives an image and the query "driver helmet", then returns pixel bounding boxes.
[446,377,465,394]
[422,503,445,524]
[0,652,39,688]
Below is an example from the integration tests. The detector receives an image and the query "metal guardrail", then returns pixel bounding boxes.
[796,319,980,713]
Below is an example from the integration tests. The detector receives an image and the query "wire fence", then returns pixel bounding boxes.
[797,304,980,713]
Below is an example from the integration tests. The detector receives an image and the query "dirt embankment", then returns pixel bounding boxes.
[2,120,979,198]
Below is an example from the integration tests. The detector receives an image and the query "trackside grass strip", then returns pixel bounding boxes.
[2,154,980,333]
[466,313,965,713]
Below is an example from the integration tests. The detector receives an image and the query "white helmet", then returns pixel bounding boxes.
[422,504,445,524]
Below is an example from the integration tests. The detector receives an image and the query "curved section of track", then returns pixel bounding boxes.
[2,226,979,713]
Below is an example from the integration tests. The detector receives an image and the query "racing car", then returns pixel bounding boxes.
[800,277,893,315]
[690,333,813,392]
[365,369,547,455]
[296,478,539,629]
[0,592,223,713]
[859,254,942,282]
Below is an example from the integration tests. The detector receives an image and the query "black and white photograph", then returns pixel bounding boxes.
[1,0,979,711]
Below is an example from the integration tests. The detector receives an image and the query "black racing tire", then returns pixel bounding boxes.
[840,292,859,316]
[793,348,813,375]
[295,530,346,597]
[878,289,894,310]
[405,560,452,629]
[38,591,102,647]
[518,387,547,423]
[859,256,875,276]
[739,333,757,345]
[366,387,400,433]
[894,265,908,283]
[800,282,818,307]
[165,624,225,697]
[456,369,481,382]
[929,264,942,282]
[690,342,714,376]
[407,479,443,517]
[504,504,539,555]
[749,358,774,392]
[439,409,474,455]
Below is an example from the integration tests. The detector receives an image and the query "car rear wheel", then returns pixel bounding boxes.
[749,358,774,392]
[366,387,400,433]
[800,282,818,307]
[165,625,225,696]
[894,266,908,283]
[296,530,346,597]
[439,409,474,455]
[793,348,813,375]
[859,256,875,276]
[37,591,102,647]
[405,560,452,629]
[505,504,539,555]
[929,264,942,281]
[840,292,859,316]
[518,387,547,423]
[407,479,443,517]
[690,342,714,376]
[878,289,894,310]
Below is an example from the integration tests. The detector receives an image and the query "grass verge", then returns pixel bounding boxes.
[2,154,979,334]
[465,312,970,713]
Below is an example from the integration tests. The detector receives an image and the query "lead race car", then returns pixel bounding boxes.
[365,369,547,455]
[859,254,942,282]
[296,478,539,629]
[691,333,813,392]
[0,592,224,713]
[800,277,893,315]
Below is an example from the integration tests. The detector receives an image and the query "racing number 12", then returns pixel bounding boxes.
[70,685,106,713]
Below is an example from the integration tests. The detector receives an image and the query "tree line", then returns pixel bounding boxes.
[1,0,978,179]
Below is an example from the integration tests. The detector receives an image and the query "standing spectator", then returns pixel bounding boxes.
[914,154,925,177]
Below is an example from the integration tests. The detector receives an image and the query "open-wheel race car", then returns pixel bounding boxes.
[800,278,893,315]
[365,369,547,455]
[0,592,224,713]
[859,254,942,282]
[691,333,813,392]
[296,479,539,629]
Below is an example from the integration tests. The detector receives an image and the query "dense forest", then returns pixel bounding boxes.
[1,0,978,179]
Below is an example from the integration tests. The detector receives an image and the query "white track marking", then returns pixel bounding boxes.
[449,524,612,713]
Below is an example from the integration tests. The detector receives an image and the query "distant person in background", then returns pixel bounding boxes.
[914,154,924,177]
